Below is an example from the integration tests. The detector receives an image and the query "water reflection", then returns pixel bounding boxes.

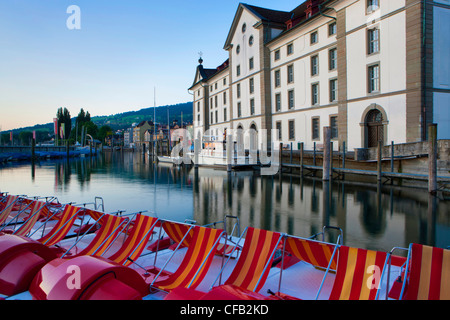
[1,152,449,252]
[191,167,450,252]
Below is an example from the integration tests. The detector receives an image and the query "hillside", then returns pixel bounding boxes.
[93,102,193,130]
[10,102,193,134]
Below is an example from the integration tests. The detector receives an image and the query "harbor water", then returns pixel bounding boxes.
[0,151,448,253]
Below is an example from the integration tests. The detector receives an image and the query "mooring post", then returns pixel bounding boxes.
[428,124,437,194]
[300,142,304,176]
[323,127,331,181]
[279,142,283,173]
[313,142,316,166]
[290,142,293,164]
[194,138,200,170]
[377,140,382,181]
[227,135,232,173]
[391,141,394,173]
[31,138,36,161]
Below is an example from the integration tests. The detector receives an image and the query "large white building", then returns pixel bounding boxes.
[189,0,450,152]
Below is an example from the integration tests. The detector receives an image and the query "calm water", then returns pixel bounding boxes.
[1,151,449,253]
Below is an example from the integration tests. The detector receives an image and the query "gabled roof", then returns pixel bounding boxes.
[244,4,292,24]
[189,59,229,90]
[224,3,291,49]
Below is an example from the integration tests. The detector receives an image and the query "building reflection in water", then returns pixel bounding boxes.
[192,167,449,253]
[19,152,450,253]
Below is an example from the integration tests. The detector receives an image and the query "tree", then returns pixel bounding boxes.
[56,107,71,141]
[19,131,33,145]
[98,125,113,143]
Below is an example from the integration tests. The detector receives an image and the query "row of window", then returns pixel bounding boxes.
[273,21,337,64]
[202,61,379,124]
[276,116,338,142]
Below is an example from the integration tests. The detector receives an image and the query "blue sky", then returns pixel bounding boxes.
[0,0,304,131]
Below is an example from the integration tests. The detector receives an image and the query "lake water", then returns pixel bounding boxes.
[1,151,449,253]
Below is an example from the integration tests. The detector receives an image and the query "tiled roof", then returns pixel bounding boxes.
[243,4,292,24]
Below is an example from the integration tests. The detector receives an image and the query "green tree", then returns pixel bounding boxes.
[56,107,71,142]
[98,125,113,143]
[19,131,33,145]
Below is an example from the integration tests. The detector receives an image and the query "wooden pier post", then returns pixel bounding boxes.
[323,127,331,181]
[227,135,232,173]
[279,142,283,174]
[194,138,200,170]
[428,124,437,194]
[390,141,394,173]
[377,140,382,181]
[299,142,304,176]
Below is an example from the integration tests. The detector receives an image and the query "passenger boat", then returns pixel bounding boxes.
[0,192,448,301]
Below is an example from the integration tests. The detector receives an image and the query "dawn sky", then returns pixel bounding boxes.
[0,0,304,131]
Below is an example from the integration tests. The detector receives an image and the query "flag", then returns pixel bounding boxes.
[10,132,12,141]
[53,118,58,135]
[60,123,65,139]
[33,130,36,140]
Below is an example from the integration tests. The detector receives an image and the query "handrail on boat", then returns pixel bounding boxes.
[309,226,344,245]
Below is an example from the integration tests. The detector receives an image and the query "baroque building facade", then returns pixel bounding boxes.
[189,0,450,152]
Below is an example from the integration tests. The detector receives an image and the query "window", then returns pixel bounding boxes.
[367,0,379,13]
[368,64,380,93]
[288,90,295,109]
[329,48,337,70]
[275,93,281,111]
[276,121,282,140]
[312,118,320,140]
[237,102,242,118]
[310,31,318,44]
[311,55,319,76]
[287,43,294,55]
[250,99,255,115]
[215,83,218,90]
[249,77,254,94]
[224,108,227,121]
[288,120,295,140]
[330,116,338,139]
[368,28,379,54]
[287,64,294,83]
[215,95,218,108]
[237,83,241,98]
[329,79,338,102]
[274,70,281,87]
[211,112,214,124]
[237,65,241,76]
[312,83,319,105]
[249,35,254,46]
[274,50,280,61]
[223,92,227,104]
[215,110,218,123]
[249,57,254,70]
[197,114,200,122]
[197,102,200,112]
[223,77,227,85]
[242,23,247,33]
[329,22,337,36]
[236,45,240,55]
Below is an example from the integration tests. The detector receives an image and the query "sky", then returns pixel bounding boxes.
[0,0,305,131]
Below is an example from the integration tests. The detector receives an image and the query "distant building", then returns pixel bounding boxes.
[123,127,134,147]
[189,0,450,152]
[133,121,154,150]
